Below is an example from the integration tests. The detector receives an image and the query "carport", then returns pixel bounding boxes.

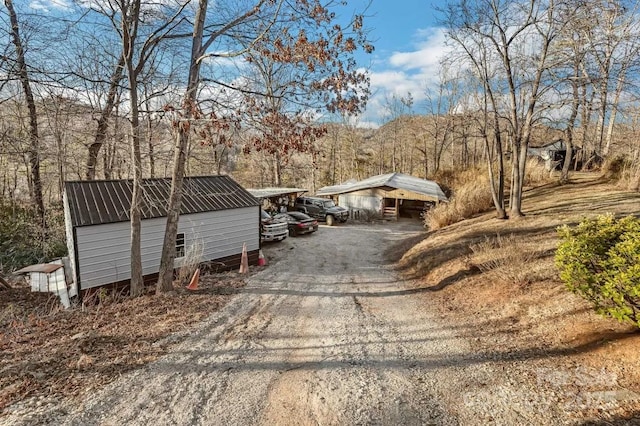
[317,172,448,220]
[247,187,308,214]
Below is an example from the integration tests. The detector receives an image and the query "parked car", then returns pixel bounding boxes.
[293,196,348,226]
[273,211,318,236]
[260,210,288,242]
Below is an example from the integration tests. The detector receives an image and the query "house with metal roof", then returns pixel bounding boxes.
[316,172,448,221]
[527,139,581,171]
[63,175,261,293]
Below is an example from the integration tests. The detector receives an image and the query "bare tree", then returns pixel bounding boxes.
[92,0,191,296]
[86,56,125,180]
[157,0,275,292]
[157,0,372,292]
[577,0,640,157]
[444,0,561,217]
[3,0,45,224]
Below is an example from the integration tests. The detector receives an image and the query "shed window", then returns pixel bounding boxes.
[176,233,185,258]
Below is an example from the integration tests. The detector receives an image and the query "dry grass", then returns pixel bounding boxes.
[524,158,554,187]
[426,160,556,231]
[426,167,493,230]
[398,172,640,421]
[0,272,246,412]
[176,239,204,286]
[602,154,640,191]
[469,233,550,286]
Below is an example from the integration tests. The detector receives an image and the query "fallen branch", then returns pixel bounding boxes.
[0,275,12,290]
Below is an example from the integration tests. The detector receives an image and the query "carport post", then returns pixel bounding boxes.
[395,198,399,220]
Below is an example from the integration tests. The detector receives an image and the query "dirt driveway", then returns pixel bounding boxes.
[4,221,603,425]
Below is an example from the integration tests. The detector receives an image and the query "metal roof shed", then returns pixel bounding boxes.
[63,175,261,293]
[317,172,448,221]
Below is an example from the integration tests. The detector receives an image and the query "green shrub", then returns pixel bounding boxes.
[0,203,67,273]
[555,214,640,328]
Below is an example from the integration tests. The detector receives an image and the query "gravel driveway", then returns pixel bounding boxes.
[4,221,592,425]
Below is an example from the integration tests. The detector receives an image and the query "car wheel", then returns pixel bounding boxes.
[289,228,297,237]
[326,215,335,226]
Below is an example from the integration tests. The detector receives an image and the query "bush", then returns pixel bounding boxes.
[555,214,640,328]
[0,203,67,273]
[176,239,204,286]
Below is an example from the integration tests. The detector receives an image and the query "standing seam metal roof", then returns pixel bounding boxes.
[316,172,448,202]
[65,175,260,227]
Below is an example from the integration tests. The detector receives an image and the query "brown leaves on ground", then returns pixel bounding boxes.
[0,273,245,412]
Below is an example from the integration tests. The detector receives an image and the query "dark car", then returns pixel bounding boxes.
[293,196,348,226]
[273,211,318,236]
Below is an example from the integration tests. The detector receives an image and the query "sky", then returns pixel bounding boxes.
[354,0,448,127]
[28,0,448,128]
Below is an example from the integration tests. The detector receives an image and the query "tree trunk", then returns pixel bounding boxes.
[562,72,580,183]
[129,130,144,297]
[55,132,65,205]
[273,151,282,186]
[510,137,528,218]
[157,0,208,293]
[491,123,506,219]
[86,56,125,180]
[147,114,155,178]
[122,0,144,297]
[5,0,45,224]
[603,69,627,157]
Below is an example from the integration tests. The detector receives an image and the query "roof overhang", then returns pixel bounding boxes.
[14,264,63,275]
[247,188,307,200]
[317,173,448,202]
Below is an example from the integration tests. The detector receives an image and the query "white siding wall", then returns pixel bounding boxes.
[75,207,259,290]
[338,194,382,216]
[29,269,67,292]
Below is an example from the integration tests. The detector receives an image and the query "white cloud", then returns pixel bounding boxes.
[388,29,448,70]
[358,27,451,126]
[29,0,72,12]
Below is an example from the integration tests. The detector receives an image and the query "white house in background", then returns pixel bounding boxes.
[527,139,581,171]
[316,172,448,220]
[63,175,261,293]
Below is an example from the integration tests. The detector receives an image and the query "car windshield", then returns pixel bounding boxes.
[323,200,336,208]
[261,210,271,220]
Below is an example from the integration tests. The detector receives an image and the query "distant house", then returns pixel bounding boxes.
[316,172,448,220]
[63,176,260,293]
[527,139,581,170]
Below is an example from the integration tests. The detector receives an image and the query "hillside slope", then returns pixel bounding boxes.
[395,172,640,422]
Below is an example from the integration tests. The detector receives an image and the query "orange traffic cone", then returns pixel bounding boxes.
[258,249,266,266]
[239,243,249,274]
[186,268,200,290]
